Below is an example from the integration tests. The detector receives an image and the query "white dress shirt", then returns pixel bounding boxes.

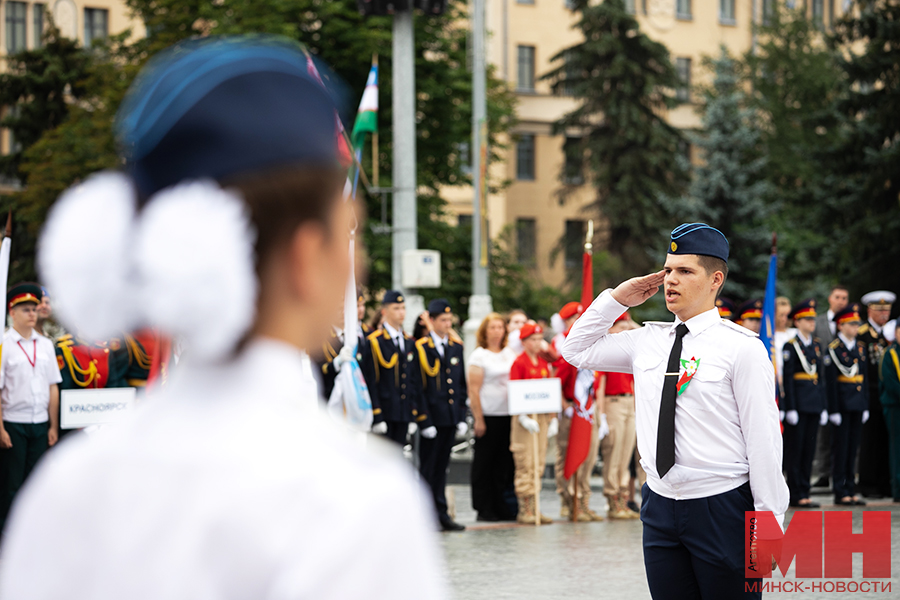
[384,322,405,352]
[430,332,448,358]
[562,290,789,528]
[0,328,62,424]
[0,339,447,600]
[827,310,836,336]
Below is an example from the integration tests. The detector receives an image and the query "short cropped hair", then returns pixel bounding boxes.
[696,255,729,297]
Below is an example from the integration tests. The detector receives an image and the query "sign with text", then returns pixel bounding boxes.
[507,378,562,416]
[60,388,137,429]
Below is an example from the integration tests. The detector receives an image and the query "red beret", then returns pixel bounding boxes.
[519,322,543,340]
[559,301,584,320]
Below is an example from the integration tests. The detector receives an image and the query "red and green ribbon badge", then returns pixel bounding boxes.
[676,357,700,396]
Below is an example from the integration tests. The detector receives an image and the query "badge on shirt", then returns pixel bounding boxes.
[407,352,414,363]
[783,349,791,362]
[676,357,700,396]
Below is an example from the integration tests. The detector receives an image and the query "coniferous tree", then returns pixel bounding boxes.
[679,49,771,300]
[817,0,900,298]
[543,0,689,277]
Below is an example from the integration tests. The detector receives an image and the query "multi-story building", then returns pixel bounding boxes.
[445,0,851,289]
[0,0,143,192]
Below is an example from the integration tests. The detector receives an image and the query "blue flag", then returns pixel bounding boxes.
[759,252,778,374]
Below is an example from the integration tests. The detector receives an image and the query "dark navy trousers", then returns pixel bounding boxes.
[642,482,760,600]
[418,426,455,521]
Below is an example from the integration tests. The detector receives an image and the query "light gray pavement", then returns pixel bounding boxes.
[438,478,900,600]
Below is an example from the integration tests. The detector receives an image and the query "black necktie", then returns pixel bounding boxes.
[396,336,403,353]
[441,342,447,358]
[657,323,689,478]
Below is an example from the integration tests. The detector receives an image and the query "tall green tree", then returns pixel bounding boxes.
[817,0,900,298]
[542,0,689,276]
[679,49,771,300]
[735,5,843,298]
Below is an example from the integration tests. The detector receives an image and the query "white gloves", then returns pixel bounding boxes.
[779,410,785,422]
[862,410,869,424]
[372,421,388,435]
[820,410,828,426]
[332,344,356,371]
[456,421,468,436]
[547,418,559,438]
[408,422,418,436]
[518,414,540,434]
[564,405,574,418]
[598,413,609,441]
[421,426,437,439]
[829,413,842,427]
[786,410,799,426]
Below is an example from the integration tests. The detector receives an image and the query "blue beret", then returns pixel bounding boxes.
[668,223,729,263]
[382,290,405,305]
[428,298,452,316]
[116,36,344,199]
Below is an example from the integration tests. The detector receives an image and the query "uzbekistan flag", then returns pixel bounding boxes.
[351,63,378,153]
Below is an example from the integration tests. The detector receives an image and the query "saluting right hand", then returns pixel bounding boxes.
[0,429,11,449]
[611,270,666,307]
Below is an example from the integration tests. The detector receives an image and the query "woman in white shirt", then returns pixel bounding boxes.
[468,313,519,521]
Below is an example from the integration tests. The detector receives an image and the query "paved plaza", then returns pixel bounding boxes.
[439,480,900,600]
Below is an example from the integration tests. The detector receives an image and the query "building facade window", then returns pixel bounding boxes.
[457,214,473,230]
[516,218,536,266]
[675,57,692,103]
[33,3,45,48]
[564,220,585,268]
[5,2,28,53]
[84,7,109,47]
[563,137,584,185]
[517,45,535,92]
[762,0,776,25]
[625,0,636,13]
[812,0,825,26]
[676,0,692,20]
[516,134,535,180]
[720,0,736,24]
[517,0,535,4]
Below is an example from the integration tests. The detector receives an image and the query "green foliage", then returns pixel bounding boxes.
[676,48,772,301]
[3,0,516,314]
[817,0,900,299]
[542,0,689,276]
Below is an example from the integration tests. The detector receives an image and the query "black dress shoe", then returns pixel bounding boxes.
[851,497,867,506]
[799,501,820,508]
[834,498,855,506]
[627,500,639,513]
[440,518,466,531]
[476,513,500,522]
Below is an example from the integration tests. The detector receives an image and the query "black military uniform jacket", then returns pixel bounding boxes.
[826,336,869,413]
[857,322,889,398]
[782,335,827,414]
[317,329,344,401]
[361,328,428,425]
[415,334,467,429]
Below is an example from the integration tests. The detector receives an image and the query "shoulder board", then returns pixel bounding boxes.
[813,337,821,344]
[858,324,870,335]
[415,337,430,349]
[57,334,74,344]
[366,330,383,343]
[641,321,672,327]
[788,336,798,345]
[722,320,759,337]
[829,339,840,349]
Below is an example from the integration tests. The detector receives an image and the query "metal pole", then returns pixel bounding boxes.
[463,0,493,359]
[392,8,418,295]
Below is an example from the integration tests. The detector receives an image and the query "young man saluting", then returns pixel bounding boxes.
[562,223,788,600]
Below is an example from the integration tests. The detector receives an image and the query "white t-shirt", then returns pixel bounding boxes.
[467,346,517,416]
[0,328,63,424]
[0,338,447,600]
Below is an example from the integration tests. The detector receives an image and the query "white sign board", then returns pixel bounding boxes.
[507,378,562,416]
[401,249,441,288]
[60,388,137,429]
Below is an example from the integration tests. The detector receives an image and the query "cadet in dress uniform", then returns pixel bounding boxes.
[856,290,895,498]
[361,291,433,445]
[738,299,763,333]
[109,329,160,389]
[318,292,371,401]
[416,299,467,531]
[563,223,788,600]
[716,297,736,321]
[781,299,828,507]
[881,339,900,502]
[826,304,869,505]
[55,334,129,439]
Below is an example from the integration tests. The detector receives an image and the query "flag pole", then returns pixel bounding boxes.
[372,54,379,188]
[533,416,540,527]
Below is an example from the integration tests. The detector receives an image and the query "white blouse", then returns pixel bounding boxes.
[468,346,518,416]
